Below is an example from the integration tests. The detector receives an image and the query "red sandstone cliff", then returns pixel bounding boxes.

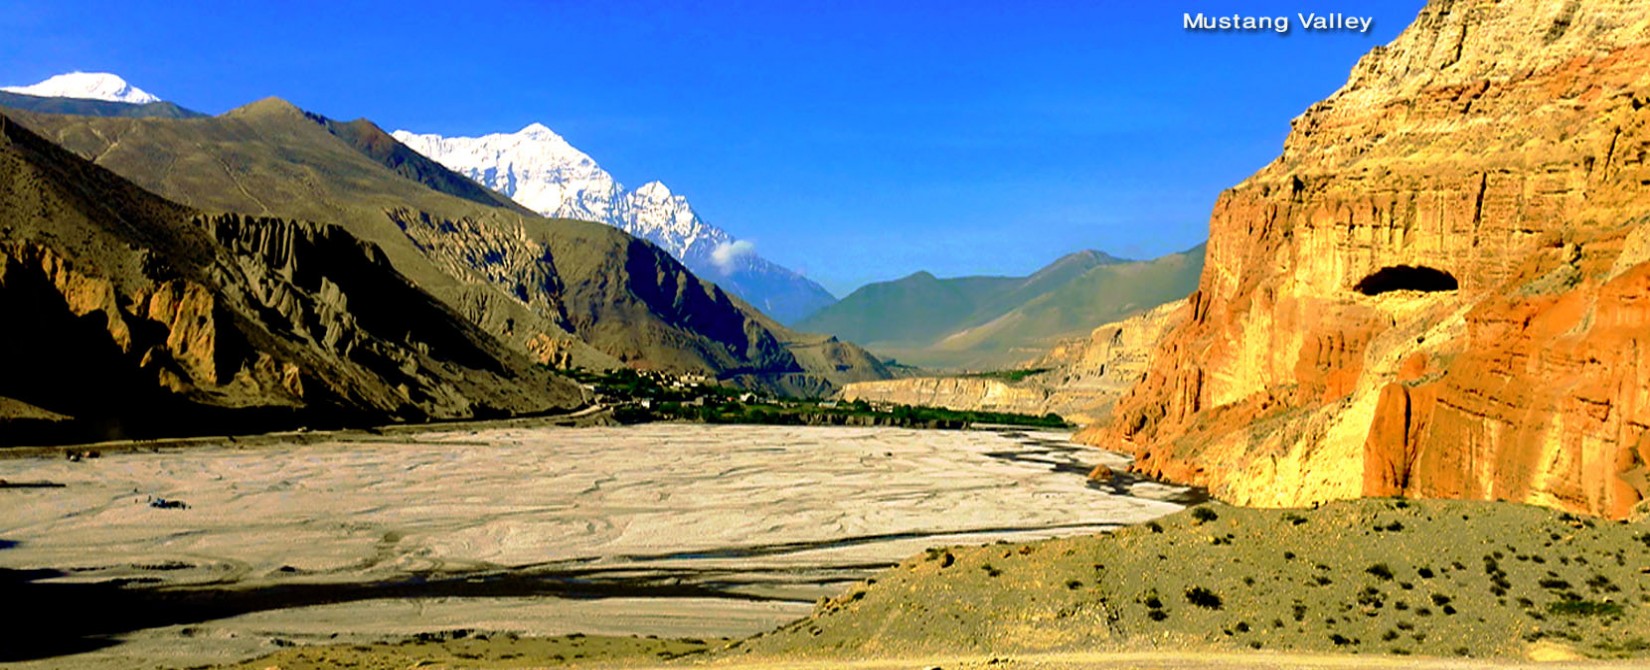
[1080,0,1650,518]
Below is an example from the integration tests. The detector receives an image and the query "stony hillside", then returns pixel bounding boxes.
[801,246,1202,370]
[741,499,1650,661]
[0,113,579,445]
[841,301,1184,425]
[1083,0,1650,519]
[5,101,889,395]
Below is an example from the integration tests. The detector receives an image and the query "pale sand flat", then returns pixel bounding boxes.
[0,424,1192,669]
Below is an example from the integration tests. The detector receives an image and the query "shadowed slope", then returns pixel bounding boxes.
[0,112,579,445]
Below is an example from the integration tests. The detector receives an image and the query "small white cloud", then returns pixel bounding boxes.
[709,240,756,274]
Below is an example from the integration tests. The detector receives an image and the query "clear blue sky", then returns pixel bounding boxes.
[0,0,1424,295]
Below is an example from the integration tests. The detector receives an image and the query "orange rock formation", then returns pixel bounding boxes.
[1080,0,1650,518]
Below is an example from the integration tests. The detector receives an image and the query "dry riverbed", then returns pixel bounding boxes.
[0,423,1194,669]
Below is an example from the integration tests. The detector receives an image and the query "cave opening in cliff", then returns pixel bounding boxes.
[1353,265,1459,296]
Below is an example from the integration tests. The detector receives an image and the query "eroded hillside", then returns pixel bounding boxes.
[1083,0,1650,518]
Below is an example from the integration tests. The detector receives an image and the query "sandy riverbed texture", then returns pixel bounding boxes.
[0,424,1191,668]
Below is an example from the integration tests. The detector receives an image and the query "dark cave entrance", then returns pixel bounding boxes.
[1352,265,1460,296]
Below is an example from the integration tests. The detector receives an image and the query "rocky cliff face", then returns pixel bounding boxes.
[843,302,1183,425]
[0,113,578,444]
[1082,0,1650,518]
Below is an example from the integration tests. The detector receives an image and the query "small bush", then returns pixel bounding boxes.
[1191,507,1220,523]
[1185,586,1223,609]
[1548,600,1624,617]
[1366,563,1395,581]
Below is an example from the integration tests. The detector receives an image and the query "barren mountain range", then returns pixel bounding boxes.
[0,84,903,443]
[799,245,1203,370]
[7,0,1649,527]
[392,123,838,324]
[0,111,580,444]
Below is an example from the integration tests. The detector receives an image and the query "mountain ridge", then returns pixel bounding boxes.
[0,110,581,445]
[800,244,1204,369]
[3,72,160,104]
[391,123,838,324]
[6,99,889,396]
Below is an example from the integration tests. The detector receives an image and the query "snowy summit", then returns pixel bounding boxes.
[2,72,162,104]
[393,122,840,322]
[391,123,726,261]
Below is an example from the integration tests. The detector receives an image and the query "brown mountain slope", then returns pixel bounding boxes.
[842,301,1185,426]
[4,99,887,394]
[798,247,1202,371]
[1081,0,1650,518]
[0,113,579,445]
[317,116,530,213]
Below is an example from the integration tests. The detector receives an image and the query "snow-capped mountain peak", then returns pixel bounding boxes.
[2,72,161,104]
[518,122,559,138]
[632,181,674,199]
[391,122,839,322]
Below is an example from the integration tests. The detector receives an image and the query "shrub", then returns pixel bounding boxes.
[1186,586,1223,609]
[1548,600,1624,617]
[1191,507,1220,523]
[1366,563,1395,581]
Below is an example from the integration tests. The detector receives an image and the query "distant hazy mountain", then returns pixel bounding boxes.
[799,245,1206,370]
[392,124,837,324]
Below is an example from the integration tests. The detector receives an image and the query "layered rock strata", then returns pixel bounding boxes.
[1082,0,1650,518]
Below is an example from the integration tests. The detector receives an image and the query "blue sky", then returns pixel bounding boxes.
[0,0,1423,295]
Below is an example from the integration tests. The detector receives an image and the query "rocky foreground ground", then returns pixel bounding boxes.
[224,498,1650,668]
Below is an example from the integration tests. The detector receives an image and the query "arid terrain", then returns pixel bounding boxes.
[220,499,1650,669]
[0,423,1194,669]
